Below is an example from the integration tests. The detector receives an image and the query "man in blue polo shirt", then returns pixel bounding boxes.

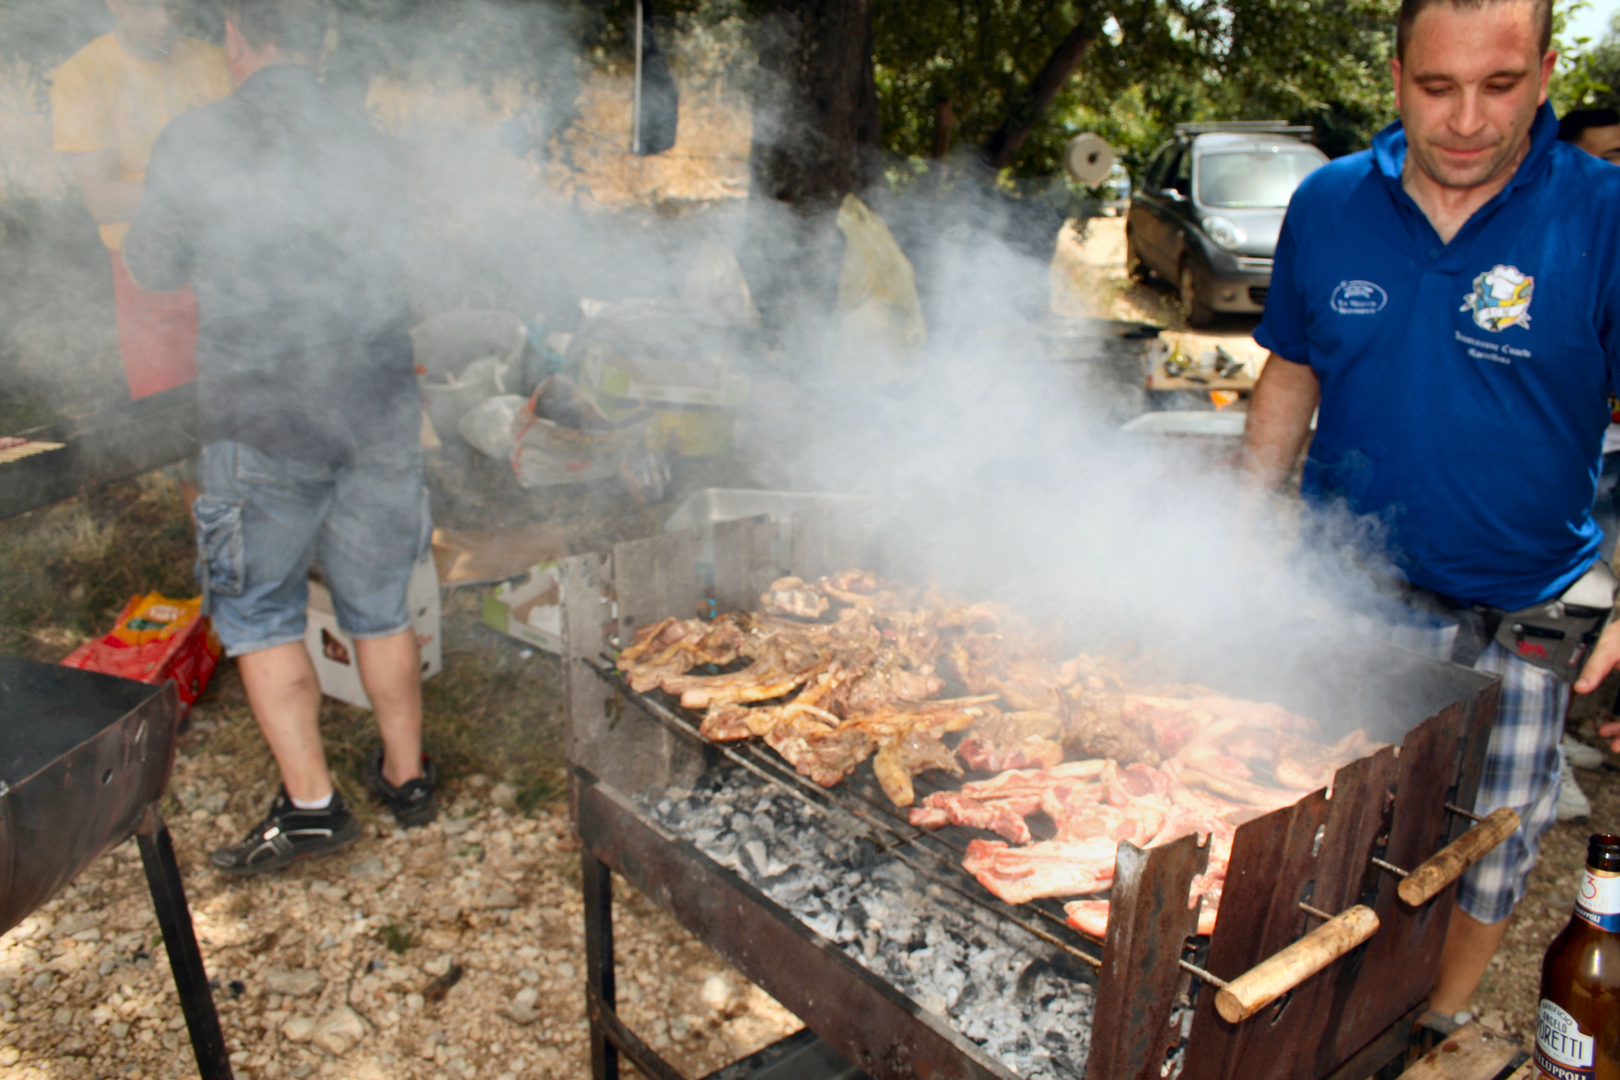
[1243,0,1620,1020]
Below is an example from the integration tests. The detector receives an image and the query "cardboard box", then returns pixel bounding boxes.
[482,561,564,654]
[431,523,569,587]
[579,344,747,459]
[306,559,442,709]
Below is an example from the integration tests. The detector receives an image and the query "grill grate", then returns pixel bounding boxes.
[585,657,1115,974]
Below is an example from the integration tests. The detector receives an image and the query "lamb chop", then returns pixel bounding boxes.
[962,837,1122,905]
[1062,689,1160,766]
[761,577,830,619]
[617,612,753,692]
[764,712,876,787]
[956,710,1065,772]
[872,728,961,807]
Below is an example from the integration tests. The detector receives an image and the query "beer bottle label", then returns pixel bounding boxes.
[1574,867,1620,932]
[1537,999,1597,1079]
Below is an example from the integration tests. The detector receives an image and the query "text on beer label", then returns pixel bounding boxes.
[1537,998,1596,1079]
[1575,868,1620,932]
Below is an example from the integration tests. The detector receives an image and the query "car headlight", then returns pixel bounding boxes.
[1202,216,1246,250]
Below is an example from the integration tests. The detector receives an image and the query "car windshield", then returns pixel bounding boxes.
[1197,149,1324,208]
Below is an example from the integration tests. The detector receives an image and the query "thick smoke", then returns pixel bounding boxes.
[2,0,1432,729]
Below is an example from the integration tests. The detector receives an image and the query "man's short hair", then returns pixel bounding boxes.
[1559,107,1620,143]
[219,0,327,57]
[1396,0,1552,61]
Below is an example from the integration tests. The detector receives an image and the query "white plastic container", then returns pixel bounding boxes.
[305,559,441,709]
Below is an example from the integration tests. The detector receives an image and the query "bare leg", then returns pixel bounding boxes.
[1430,905,1512,1016]
[354,628,424,787]
[236,641,331,803]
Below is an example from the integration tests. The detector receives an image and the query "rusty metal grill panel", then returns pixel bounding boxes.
[563,515,1500,1080]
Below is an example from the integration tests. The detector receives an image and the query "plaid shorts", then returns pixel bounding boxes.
[1360,609,1565,924]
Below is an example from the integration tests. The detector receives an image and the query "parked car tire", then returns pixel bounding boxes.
[1125,230,1151,282]
[1179,258,1213,327]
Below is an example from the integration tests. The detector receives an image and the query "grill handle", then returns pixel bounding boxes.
[1396,806,1521,907]
[1214,905,1380,1023]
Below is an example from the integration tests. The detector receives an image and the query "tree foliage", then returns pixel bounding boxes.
[873,0,1398,177]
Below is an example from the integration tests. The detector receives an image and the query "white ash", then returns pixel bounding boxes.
[648,771,1095,1080]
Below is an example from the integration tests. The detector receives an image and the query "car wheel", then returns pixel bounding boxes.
[1179,259,1213,327]
[1125,231,1150,282]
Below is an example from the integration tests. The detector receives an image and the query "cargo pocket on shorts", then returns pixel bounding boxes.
[194,496,246,598]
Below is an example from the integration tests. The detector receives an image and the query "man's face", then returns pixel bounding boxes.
[107,0,178,60]
[1392,0,1555,191]
[1575,124,1620,165]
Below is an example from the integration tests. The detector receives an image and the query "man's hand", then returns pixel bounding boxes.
[1575,618,1620,694]
[1575,619,1620,752]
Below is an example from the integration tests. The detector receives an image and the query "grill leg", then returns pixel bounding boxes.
[583,848,619,1080]
[136,807,234,1080]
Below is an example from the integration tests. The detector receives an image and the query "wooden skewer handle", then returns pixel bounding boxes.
[1396,807,1521,907]
[1215,905,1380,1023]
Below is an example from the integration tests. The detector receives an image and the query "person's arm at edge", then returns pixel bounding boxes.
[1580,176,1620,737]
[1241,355,1319,494]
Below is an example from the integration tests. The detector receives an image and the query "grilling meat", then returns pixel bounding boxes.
[618,569,1388,936]
[872,728,961,807]
[956,711,1065,772]
[962,837,1122,905]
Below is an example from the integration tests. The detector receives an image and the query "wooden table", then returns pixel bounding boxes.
[1396,1021,1531,1080]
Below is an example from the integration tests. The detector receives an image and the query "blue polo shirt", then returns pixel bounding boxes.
[1257,103,1620,610]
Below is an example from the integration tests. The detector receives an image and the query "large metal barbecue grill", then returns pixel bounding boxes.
[562,509,1504,1080]
[0,656,232,1080]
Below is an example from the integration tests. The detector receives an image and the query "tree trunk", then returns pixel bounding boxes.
[749,0,883,212]
[743,0,883,337]
[980,17,1097,171]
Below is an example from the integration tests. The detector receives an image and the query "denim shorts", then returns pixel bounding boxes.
[194,440,430,657]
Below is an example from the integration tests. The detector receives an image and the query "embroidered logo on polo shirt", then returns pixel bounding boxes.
[1460,264,1534,331]
[1331,280,1388,315]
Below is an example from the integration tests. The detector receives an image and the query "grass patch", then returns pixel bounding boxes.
[3,475,569,813]
[0,473,195,659]
[376,920,415,954]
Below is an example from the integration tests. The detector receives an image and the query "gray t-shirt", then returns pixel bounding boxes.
[125,63,418,465]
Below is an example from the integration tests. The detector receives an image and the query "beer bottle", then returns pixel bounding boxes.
[1536,833,1620,1080]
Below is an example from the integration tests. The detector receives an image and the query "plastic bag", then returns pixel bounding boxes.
[509,376,656,490]
[682,240,761,329]
[831,194,927,387]
[457,394,527,459]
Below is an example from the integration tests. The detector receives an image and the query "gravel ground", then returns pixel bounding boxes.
[0,735,799,1080]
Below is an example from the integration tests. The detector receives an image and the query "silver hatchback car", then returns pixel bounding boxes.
[1126,122,1328,326]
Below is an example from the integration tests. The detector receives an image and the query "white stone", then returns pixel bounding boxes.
[490,783,517,812]
[312,1005,367,1056]
[265,968,323,997]
[281,1017,316,1043]
[500,1002,539,1025]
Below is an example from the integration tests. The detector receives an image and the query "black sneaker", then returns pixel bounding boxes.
[209,788,361,876]
[364,748,439,827]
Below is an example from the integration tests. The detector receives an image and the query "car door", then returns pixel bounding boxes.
[1128,146,1167,273]
[1160,146,1196,272]
[1137,145,1185,276]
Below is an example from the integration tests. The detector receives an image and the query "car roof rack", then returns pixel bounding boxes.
[1173,121,1315,137]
